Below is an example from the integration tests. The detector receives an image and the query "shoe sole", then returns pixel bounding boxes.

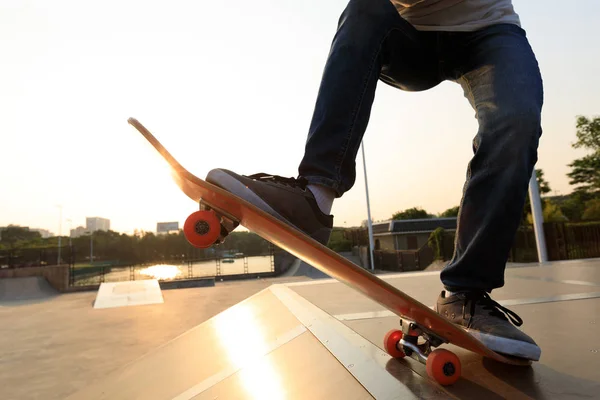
[466,329,541,361]
[206,169,300,230]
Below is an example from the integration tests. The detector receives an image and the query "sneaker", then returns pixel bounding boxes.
[435,290,541,361]
[205,169,333,245]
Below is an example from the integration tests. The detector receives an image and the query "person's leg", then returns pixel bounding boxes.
[441,23,543,292]
[298,0,441,198]
[207,0,440,245]
[435,23,543,360]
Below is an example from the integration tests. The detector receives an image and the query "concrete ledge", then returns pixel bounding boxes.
[65,284,101,293]
[214,272,279,282]
[159,278,216,289]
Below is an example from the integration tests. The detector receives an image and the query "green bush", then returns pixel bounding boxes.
[427,227,445,260]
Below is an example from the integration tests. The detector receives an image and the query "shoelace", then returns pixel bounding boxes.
[247,173,308,189]
[464,291,523,327]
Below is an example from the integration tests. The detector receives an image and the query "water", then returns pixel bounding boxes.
[74,255,274,285]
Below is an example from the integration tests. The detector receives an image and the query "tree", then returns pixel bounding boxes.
[555,190,594,221]
[0,226,42,249]
[535,169,551,195]
[439,206,459,218]
[527,200,567,224]
[392,207,432,220]
[427,227,445,260]
[582,199,600,220]
[567,154,600,194]
[567,116,600,194]
[327,228,352,252]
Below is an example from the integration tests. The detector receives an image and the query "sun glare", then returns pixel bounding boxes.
[138,264,183,280]
[212,303,285,399]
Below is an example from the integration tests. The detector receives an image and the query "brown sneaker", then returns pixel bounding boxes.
[206,169,333,245]
[435,290,541,361]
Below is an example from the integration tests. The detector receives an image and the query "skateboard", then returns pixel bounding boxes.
[128,117,532,386]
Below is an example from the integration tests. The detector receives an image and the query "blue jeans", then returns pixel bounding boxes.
[297,0,544,291]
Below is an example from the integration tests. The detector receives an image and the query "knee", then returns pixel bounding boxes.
[508,103,542,151]
[473,103,542,178]
[480,101,542,155]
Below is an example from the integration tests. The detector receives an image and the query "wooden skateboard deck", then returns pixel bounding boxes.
[128,117,532,384]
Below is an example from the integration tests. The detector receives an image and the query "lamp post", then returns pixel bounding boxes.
[361,141,375,271]
[56,205,62,265]
[90,231,94,264]
[66,219,72,247]
[528,170,548,263]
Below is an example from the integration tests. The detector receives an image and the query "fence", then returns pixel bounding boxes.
[506,222,600,262]
[70,252,276,286]
[349,220,600,272]
[544,222,600,260]
[1,242,277,287]
[0,246,74,269]
[373,244,434,272]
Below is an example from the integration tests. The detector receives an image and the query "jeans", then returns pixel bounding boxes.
[297,0,544,291]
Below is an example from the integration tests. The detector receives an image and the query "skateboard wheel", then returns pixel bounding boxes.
[426,348,461,386]
[383,329,405,358]
[184,210,221,248]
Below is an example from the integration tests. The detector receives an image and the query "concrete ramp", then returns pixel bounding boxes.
[293,261,331,279]
[69,285,444,399]
[282,259,331,279]
[0,276,58,305]
[282,253,362,280]
[93,279,164,309]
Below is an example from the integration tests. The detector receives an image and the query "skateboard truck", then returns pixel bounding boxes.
[384,318,462,386]
[198,201,240,244]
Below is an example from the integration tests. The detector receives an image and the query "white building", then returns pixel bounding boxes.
[86,217,110,232]
[70,226,88,238]
[157,221,179,234]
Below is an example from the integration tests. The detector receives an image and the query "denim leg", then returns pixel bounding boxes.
[297,0,439,197]
[440,24,544,292]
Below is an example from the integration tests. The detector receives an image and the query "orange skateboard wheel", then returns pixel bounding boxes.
[184,210,221,248]
[383,329,405,358]
[426,348,461,386]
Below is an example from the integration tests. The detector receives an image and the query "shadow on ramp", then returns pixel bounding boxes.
[283,251,364,279]
[290,261,331,279]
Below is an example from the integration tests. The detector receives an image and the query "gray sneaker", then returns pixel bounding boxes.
[205,169,333,245]
[435,290,541,361]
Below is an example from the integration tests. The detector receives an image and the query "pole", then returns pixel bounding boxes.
[57,205,62,265]
[67,219,72,247]
[361,142,376,271]
[528,170,548,263]
[90,231,94,264]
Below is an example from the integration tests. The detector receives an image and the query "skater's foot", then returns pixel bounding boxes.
[206,169,334,245]
[435,290,541,361]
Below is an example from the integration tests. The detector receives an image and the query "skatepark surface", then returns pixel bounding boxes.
[1,258,599,399]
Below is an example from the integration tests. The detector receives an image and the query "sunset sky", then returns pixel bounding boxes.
[1,0,598,236]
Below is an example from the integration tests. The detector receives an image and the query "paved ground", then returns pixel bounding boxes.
[0,275,308,400]
[2,259,600,399]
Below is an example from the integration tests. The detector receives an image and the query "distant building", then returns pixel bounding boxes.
[31,228,52,238]
[157,222,179,234]
[86,217,110,233]
[70,226,88,238]
[373,218,457,251]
